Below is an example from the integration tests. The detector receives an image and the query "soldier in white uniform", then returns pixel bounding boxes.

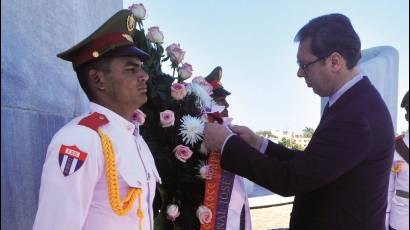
[386,91,409,230]
[33,9,161,230]
[205,67,252,230]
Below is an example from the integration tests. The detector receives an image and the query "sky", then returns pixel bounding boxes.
[123,0,409,133]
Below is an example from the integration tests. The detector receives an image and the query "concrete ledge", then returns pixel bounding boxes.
[249,194,294,209]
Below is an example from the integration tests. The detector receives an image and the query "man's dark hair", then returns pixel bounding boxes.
[74,57,113,101]
[294,13,361,69]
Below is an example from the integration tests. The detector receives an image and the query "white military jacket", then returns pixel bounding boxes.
[386,132,409,230]
[226,175,252,230]
[33,103,161,230]
[221,117,252,230]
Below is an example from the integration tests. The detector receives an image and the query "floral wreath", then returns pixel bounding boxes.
[128,3,222,229]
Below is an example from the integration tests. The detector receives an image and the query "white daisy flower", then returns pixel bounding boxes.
[179,115,205,146]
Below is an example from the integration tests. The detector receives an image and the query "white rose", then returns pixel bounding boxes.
[178,63,193,80]
[128,3,146,20]
[147,26,164,44]
[166,43,185,65]
[196,205,212,224]
[199,165,212,180]
[166,204,180,221]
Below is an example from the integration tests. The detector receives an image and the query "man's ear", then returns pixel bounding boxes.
[329,52,344,72]
[88,69,105,91]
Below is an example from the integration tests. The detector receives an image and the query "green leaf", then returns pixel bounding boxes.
[154,213,171,230]
[157,45,164,55]
[162,56,170,62]
[133,29,149,52]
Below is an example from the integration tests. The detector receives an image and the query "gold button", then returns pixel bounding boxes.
[98,115,105,120]
[92,51,99,58]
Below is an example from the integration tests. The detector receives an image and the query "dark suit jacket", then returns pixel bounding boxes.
[221,77,394,230]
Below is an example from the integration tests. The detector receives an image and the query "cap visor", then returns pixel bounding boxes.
[212,88,231,97]
[102,45,150,62]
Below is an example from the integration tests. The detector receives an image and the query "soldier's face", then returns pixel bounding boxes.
[104,56,149,110]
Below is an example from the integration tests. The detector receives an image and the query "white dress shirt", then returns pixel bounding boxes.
[33,102,161,230]
[328,73,363,107]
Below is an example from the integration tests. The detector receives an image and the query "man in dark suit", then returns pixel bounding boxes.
[204,13,395,230]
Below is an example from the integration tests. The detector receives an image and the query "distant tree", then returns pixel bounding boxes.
[279,137,305,150]
[256,130,277,138]
[302,127,315,138]
[279,137,291,147]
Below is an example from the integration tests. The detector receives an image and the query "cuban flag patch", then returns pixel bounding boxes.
[58,145,88,176]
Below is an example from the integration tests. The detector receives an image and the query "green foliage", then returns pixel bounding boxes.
[302,127,315,138]
[255,130,277,138]
[279,137,305,150]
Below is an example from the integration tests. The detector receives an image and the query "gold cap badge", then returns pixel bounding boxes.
[92,51,99,58]
[127,15,136,32]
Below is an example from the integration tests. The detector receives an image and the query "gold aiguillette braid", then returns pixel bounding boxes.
[97,129,144,229]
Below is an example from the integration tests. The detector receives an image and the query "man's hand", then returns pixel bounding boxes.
[229,125,263,150]
[204,123,233,152]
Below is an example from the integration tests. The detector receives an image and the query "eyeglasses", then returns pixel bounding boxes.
[135,62,144,69]
[297,54,331,77]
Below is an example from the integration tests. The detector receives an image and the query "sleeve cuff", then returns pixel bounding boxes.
[221,134,236,155]
[259,137,269,154]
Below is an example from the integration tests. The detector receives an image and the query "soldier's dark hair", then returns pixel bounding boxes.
[401,91,409,122]
[294,13,361,69]
[74,57,114,101]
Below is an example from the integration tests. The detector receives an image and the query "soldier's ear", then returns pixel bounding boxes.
[88,69,106,91]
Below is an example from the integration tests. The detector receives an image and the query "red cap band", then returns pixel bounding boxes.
[72,32,132,67]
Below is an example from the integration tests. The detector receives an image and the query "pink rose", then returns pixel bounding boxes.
[147,26,164,44]
[173,145,193,163]
[131,109,146,125]
[128,3,146,20]
[192,76,213,95]
[196,205,212,224]
[199,165,212,180]
[166,204,180,221]
[166,43,185,64]
[171,83,187,100]
[160,110,175,127]
[178,63,193,80]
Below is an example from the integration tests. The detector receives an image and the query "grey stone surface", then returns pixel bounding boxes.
[1,0,121,229]
[1,108,69,229]
[245,177,273,197]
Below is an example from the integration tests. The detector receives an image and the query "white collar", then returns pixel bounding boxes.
[89,102,136,135]
[328,73,363,107]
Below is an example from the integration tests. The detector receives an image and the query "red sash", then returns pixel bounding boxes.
[200,152,222,230]
[201,113,224,230]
